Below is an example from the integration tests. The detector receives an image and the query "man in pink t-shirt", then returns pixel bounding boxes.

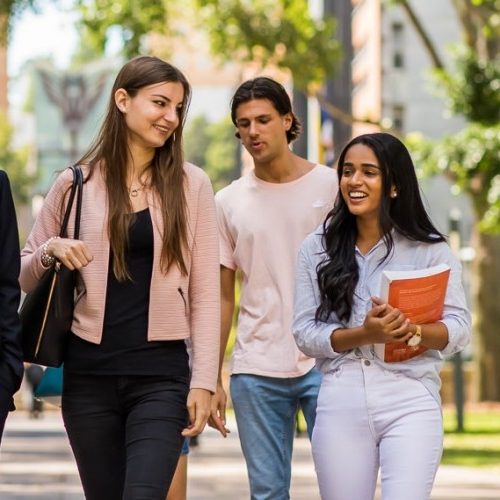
[209,77,338,500]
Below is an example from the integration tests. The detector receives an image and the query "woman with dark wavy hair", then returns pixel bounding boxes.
[293,133,470,500]
[20,56,220,499]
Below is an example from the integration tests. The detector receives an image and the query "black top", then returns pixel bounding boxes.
[65,208,189,378]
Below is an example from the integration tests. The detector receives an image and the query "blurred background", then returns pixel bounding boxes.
[0,2,499,498]
[0,0,499,417]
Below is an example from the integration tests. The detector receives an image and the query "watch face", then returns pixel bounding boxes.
[407,335,421,347]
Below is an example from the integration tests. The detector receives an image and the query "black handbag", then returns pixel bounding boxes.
[20,166,83,367]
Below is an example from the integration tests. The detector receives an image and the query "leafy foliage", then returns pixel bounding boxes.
[74,0,341,91]
[0,0,39,20]
[184,114,212,169]
[408,125,500,232]
[195,0,341,90]
[0,115,36,204]
[393,0,500,232]
[398,0,500,399]
[0,0,39,44]
[184,114,237,192]
[0,0,38,15]
[204,116,238,192]
[438,48,500,125]
[74,0,168,58]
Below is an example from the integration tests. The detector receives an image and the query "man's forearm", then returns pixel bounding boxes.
[218,297,235,380]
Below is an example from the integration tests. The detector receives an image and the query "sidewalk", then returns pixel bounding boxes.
[1,411,499,499]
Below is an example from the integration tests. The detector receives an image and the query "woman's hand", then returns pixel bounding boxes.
[47,238,93,270]
[182,388,212,437]
[364,297,413,344]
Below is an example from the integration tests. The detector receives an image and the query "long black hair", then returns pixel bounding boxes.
[315,133,445,323]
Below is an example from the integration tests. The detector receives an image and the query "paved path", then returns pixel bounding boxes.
[1,411,499,499]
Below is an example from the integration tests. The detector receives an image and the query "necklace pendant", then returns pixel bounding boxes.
[130,189,138,197]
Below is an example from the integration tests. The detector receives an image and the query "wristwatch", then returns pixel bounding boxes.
[407,325,422,347]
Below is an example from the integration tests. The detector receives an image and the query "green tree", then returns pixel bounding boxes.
[184,114,211,168]
[0,0,39,44]
[0,114,36,204]
[184,114,237,192]
[0,1,39,112]
[74,0,169,59]
[195,0,340,90]
[396,0,500,400]
[205,116,238,192]
[74,0,341,88]
[75,0,374,125]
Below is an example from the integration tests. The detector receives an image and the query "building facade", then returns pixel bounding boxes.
[351,0,465,137]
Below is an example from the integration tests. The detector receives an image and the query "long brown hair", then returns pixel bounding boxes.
[77,56,191,280]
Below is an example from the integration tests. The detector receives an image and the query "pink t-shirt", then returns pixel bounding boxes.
[215,165,338,377]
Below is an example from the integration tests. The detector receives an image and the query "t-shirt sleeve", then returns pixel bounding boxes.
[215,195,237,270]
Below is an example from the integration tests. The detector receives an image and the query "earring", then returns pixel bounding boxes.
[391,191,397,198]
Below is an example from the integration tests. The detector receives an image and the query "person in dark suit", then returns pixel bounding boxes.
[0,170,23,443]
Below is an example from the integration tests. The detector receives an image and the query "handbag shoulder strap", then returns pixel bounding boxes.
[73,166,83,240]
[59,166,83,239]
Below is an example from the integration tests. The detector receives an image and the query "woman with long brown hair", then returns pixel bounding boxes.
[20,56,220,499]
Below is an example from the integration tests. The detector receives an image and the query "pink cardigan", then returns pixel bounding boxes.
[20,163,220,392]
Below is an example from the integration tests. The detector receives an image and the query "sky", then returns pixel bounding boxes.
[8,0,79,77]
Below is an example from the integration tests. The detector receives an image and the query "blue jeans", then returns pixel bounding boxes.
[230,368,321,500]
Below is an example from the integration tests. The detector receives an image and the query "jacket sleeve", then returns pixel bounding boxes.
[188,173,221,393]
[0,171,24,398]
[20,169,73,293]
[293,240,344,359]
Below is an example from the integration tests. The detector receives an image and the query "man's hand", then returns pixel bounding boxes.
[208,381,230,437]
[182,388,212,437]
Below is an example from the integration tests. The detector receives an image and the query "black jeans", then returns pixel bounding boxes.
[62,371,189,500]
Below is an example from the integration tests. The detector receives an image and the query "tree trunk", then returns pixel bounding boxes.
[324,0,352,161]
[473,230,500,400]
[398,0,444,70]
[293,89,308,158]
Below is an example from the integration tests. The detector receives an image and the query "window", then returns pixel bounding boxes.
[392,104,405,132]
[391,22,404,69]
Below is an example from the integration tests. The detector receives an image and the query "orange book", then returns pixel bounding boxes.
[374,263,450,363]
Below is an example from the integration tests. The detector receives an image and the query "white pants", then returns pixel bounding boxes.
[312,360,443,500]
